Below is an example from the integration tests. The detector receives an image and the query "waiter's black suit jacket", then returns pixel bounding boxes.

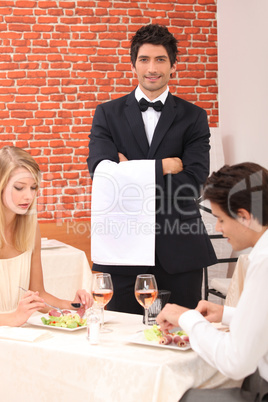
[87,90,217,276]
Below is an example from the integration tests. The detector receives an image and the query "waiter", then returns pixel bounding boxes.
[87,24,217,314]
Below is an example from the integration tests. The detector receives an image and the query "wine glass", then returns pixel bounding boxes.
[135,274,158,326]
[92,273,114,333]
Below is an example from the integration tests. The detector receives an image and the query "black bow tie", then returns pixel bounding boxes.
[138,98,164,112]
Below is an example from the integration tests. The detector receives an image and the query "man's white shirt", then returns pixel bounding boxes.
[135,85,169,145]
[179,229,268,381]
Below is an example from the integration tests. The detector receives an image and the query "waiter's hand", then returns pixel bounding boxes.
[118,152,128,162]
[162,157,183,175]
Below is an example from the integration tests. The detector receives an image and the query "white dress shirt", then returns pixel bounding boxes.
[179,229,268,381]
[135,86,169,145]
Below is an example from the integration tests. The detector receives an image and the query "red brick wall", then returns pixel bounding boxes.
[0,0,217,222]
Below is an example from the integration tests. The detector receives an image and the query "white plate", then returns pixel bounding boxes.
[127,331,191,351]
[27,312,87,332]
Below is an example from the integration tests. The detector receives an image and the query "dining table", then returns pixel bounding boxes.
[41,238,92,299]
[0,310,240,402]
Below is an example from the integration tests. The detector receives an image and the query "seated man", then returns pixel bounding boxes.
[157,162,268,402]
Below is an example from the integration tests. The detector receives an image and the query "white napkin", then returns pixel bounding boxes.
[91,159,156,266]
[0,326,53,342]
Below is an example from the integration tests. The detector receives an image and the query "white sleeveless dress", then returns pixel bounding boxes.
[0,250,32,313]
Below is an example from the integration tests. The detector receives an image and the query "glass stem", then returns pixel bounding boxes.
[144,308,149,325]
[100,307,104,328]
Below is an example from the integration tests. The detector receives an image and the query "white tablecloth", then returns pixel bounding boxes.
[41,240,92,299]
[0,311,239,402]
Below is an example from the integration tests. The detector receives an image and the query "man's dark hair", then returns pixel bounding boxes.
[130,24,178,67]
[204,162,268,225]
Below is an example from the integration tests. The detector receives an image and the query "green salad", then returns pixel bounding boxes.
[41,314,86,329]
[144,324,187,341]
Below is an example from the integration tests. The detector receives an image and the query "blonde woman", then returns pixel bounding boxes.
[0,146,93,326]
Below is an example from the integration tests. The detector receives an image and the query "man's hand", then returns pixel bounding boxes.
[195,300,224,323]
[162,157,183,175]
[156,303,189,332]
[118,152,128,162]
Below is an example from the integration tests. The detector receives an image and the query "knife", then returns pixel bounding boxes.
[71,303,81,308]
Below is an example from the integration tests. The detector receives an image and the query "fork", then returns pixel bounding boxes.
[18,286,64,316]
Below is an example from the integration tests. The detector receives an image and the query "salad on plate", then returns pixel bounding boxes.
[144,325,190,348]
[41,313,86,329]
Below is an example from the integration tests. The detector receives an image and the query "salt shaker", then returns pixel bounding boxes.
[86,307,100,344]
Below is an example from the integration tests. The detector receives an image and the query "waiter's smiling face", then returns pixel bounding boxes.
[131,43,177,100]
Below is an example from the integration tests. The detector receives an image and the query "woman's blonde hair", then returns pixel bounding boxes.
[0,146,41,252]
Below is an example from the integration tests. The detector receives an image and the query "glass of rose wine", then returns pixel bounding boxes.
[92,273,114,333]
[135,274,158,326]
